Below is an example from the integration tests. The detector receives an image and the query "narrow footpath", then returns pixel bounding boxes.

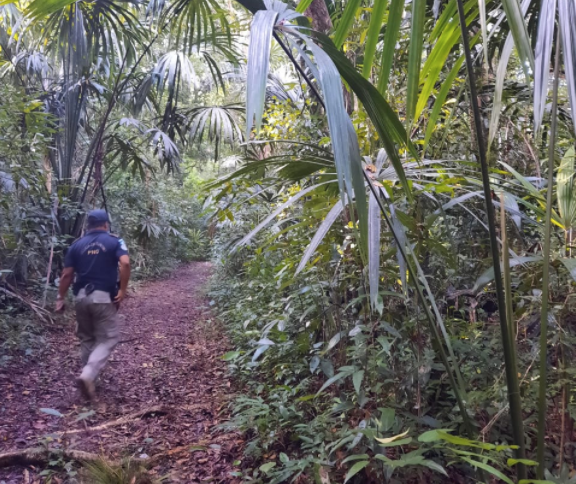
[0,263,242,483]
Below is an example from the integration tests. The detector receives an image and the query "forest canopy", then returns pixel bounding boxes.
[1,0,576,482]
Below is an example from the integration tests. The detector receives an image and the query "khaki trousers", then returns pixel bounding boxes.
[75,289,119,383]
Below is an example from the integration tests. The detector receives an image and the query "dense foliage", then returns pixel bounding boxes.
[2,0,576,482]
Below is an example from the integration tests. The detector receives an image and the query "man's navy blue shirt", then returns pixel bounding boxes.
[64,230,129,295]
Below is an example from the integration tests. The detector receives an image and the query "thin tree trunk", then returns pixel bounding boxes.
[305,0,332,33]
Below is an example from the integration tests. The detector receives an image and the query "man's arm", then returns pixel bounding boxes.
[115,254,131,304]
[56,267,75,312]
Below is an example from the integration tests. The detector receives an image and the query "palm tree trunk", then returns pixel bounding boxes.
[536,26,562,479]
[305,0,332,33]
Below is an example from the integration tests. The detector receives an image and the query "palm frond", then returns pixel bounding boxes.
[153,50,197,98]
[146,128,180,173]
[186,104,244,161]
[160,0,231,55]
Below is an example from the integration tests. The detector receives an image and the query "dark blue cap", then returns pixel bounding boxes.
[87,209,109,223]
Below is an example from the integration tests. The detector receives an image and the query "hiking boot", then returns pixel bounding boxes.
[76,377,96,403]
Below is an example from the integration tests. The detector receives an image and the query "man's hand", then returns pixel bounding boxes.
[55,297,66,313]
[115,255,130,309]
[114,289,126,307]
[56,267,74,313]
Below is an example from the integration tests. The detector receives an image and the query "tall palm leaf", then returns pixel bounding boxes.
[186,104,244,161]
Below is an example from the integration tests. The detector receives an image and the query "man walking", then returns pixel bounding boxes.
[56,209,131,402]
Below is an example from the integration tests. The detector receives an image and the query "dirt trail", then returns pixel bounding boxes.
[0,263,242,483]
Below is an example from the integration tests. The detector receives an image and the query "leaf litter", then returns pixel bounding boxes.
[0,263,243,483]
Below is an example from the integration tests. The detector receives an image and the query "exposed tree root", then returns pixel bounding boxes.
[58,405,169,436]
[0,448,102,468]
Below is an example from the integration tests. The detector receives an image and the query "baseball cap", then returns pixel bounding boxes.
[87,209,110,223]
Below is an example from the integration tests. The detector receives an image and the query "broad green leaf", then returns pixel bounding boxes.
[221,351,241,361]
[313,33,415,199]
[377,0,403,95]
[461,457,514,484]
[306,41,355,201]
[380,408,395,431]
[415,2,479,124]
[333,0,362,49]
[429,0,459,42]
[389,203,408,291]
[500,0,534,80]
[296,0,314,14]
[418,429,452,442]
[352,370,364,394]
[296,199,344,274]
[260,462,276,473]
[342,454,369,464]
[246,9,279,137]
[437,431,496,450]
[533,0,557,133]
[26,0,75,17]
[344,460,369,483]
[347,118,369,260]
[377,437,412,447]
[559,0,576,136]
[362,0,388,79]
[424,55,464,149]
[316,370,351,395]
[406,0,426,126]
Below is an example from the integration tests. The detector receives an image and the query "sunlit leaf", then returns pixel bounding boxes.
[377,0,403,95]
[333,0,362,49]
[406,0,426,126]
[246,9,279,137]
[501,0,534,80]
[362,0,388,79]
[533,0,557,133]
